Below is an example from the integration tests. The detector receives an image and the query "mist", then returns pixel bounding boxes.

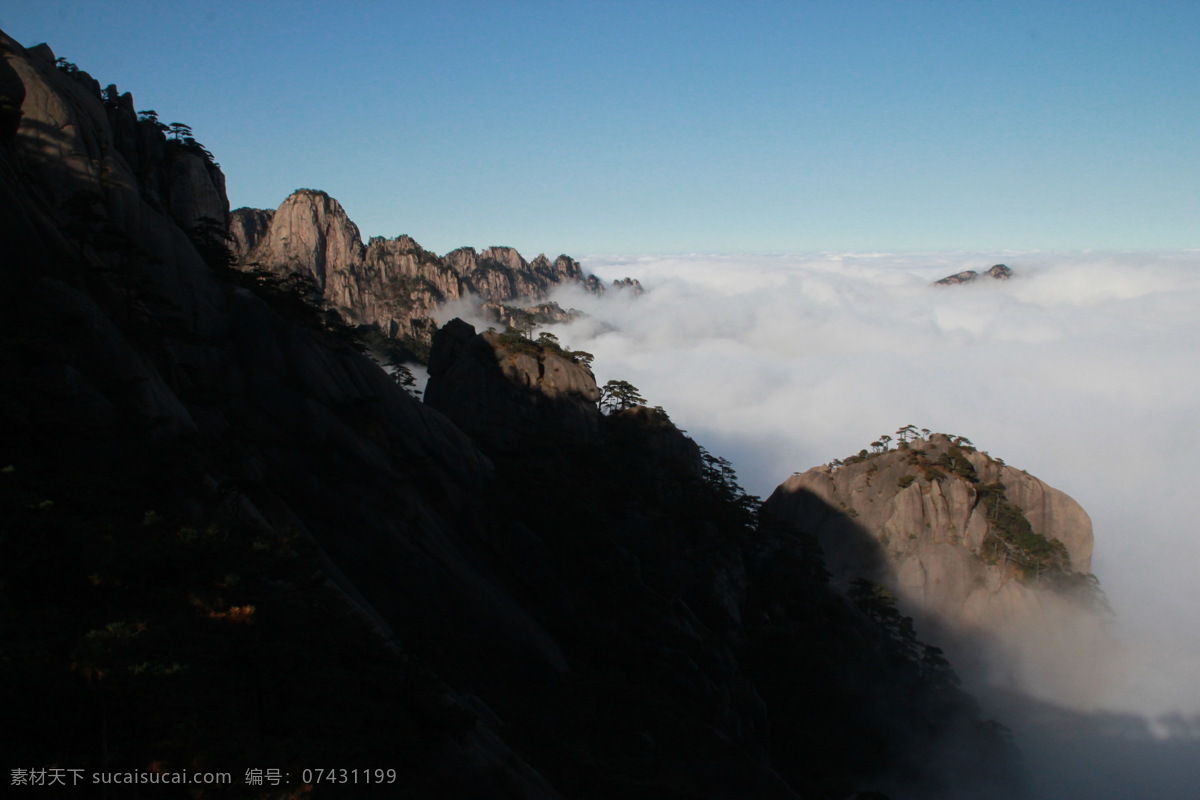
[524,250,1200,798]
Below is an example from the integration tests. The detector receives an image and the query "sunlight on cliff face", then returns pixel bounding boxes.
[550,250,1200,721]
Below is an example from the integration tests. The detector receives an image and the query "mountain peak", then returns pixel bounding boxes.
[764,430,1115,704]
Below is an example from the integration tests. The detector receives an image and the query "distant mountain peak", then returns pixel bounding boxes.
[935,263,1013,285]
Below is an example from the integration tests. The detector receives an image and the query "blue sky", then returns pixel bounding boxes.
[3,1,1197,255]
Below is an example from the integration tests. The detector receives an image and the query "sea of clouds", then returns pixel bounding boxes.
[423,250,1200,797]
[535,250,1200,725]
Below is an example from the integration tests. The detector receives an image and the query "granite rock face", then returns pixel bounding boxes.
[774,435,1091,577]
[232,194,609,351]
[763,433,1117,705]
[7,44,227,235]
[227,205,272,257]
[244,189,365,292]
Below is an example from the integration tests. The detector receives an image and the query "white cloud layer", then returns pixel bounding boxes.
[547,250,1200,718]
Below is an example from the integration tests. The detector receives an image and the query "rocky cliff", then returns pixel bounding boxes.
[763,433,1118,706]
[231,192,628,356]
[2,31,1024,800]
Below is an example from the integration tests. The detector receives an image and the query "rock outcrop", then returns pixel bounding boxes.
[763,433,1117,705]
[481,300,585,330]
[424,319,603,451]
[935,263,1014,285]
